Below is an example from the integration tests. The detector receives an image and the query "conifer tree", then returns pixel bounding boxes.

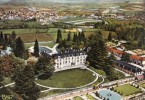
[12,31,16,39]
[56,29,62,43]
[73,33,76,42]
[14,37,25,58]
[108,32,112,41]
[67,32,71,41]
[34,39,39,57]
[9,31,16,50]
[81,31,85,42]
[78,32,81,42]
[0,31,3,46]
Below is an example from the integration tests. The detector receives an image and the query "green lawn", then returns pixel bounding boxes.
[86,94,95,100]
[73,96,83,100]
[114,84,141,96]
[36,69,96,88]
[89,67,106,76]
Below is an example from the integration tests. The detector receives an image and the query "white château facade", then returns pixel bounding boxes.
[53,50,87,70]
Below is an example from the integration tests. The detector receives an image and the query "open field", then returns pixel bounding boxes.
[25,42,56,49]
[17,33,53,43]
[65,19,102,25]
[58,17,87,22]
[114,84,141,96]
[1,29,48,34]
[36,68,96,88]
[104,18,131,25]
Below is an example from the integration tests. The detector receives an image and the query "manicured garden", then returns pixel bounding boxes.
[36,68,96,88]
[114,84,141,96]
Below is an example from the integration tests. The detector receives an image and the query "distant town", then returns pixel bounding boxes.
[0,1,145,100]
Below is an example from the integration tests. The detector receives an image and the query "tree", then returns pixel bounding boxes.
[78,32,81,42]
[137,31,145,48]
[11,31,16,39]
[0,66,4,87]
[56,29,62,43]
[73,33,77,43]
[13,65,40,100]
[9,31,16,51]
[35,55,54,79]
[34,39,39,57]
[67,32,71,41]
[0,56,14,77]
[58,39,67,49]
[81,31,86,42]
[14,37,25,58]
[87,35,118,81]
[108,32,112,41]
[0,31,3,46]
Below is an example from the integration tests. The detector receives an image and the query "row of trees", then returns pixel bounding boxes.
[0,31,27,58]
[0,31,40,59]
[56,29,86,50]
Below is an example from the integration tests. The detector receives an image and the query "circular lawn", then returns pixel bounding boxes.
[36,68,96,88]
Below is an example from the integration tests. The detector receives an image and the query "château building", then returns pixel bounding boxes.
[53,50,87,71]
